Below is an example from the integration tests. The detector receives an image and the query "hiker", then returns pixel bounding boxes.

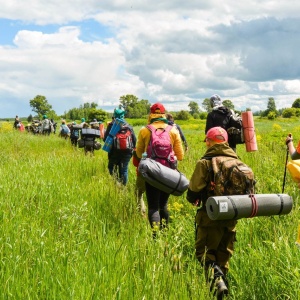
[132,148,147,216]
[70,121,80,146]
[285,134,300,188]
[205,94,242,152]
[166,113,188,152]
[50,119,57,134]
[18,121,25,131]
[135,103,184,234]
[13,115,19,129]
[186,126,238,299]
[103,108,136,185]
[286,134,300,160]
[59,120,70,139]
[41,115,52,135]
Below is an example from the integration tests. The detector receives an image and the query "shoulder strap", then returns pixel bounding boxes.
[165,125,173,133]
[146,124,155,133]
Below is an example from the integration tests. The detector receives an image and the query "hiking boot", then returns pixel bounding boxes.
[215,276,228,299]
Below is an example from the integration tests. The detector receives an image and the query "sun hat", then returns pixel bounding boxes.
[114,108,125,119]
[150,103,165,114]
[206,126,228,143]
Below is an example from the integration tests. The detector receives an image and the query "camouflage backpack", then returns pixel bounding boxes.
[209,156,255,196]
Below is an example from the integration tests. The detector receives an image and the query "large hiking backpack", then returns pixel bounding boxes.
[227,113,244,145]
[60,125,70,135]
[146,124,177,169]
[114,126,134,151]
[209,156,255,196]
[71,128,80,138]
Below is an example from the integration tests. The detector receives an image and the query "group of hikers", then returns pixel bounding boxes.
[101,97,247,299]
[13,95,297,299]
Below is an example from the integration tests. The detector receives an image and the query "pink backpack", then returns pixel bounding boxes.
[146,124,177,169]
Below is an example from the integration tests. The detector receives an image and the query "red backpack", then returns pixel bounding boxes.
[114,126,134,151]
[146,124,177,169]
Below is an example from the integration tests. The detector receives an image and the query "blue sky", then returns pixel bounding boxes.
[0,0,300,118]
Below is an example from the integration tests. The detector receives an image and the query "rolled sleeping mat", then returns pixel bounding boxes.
[102,118,126,152]
[138,158,189,196]
[242,111,258,152]
[206,194,293,221]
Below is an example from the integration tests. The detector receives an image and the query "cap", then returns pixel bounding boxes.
[81,118,85,122]
[206,126,228,143]
[210,94,222,108]
[43,115,47,119]
[150,102,165,114]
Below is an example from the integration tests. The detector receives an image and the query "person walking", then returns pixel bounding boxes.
[59,120,70,139]
[103,108,136,186]
[135,103,184,236]
[13,115,19,129]
[286,134,300,160]
[41,115,52,135]
[205,94,242,152]
[166,113,188,152]
[132,148,147,216]
[186,126,238,299]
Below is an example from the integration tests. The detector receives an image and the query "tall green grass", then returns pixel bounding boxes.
[0,118,299,299]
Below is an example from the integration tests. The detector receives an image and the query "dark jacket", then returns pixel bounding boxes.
[168,121,188,148]
[205,106,242,149]
[186,143,237,205]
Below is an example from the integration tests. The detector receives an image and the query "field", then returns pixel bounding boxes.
[0,117,299,299]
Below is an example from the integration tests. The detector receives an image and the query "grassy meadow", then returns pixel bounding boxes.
[0,117,300,299]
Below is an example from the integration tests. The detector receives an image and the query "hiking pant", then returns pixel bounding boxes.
[145,181,170,229]
[108,154,131,185]
[195,208,237,272]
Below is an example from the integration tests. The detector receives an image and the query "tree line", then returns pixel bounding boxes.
[26,94,300,123]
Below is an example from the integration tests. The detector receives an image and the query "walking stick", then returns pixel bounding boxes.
[282,134,292,193]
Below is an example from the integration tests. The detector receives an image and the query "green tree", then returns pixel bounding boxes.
[188,101,200,115]
[29,95,53,117]
[282,108,296,118]
[262,97,278,117]
[267,97,277,111]
[292,98,300,108]
[176,110,190,120]
[27,114,33,123]
[202,98,212,113]
[222,100,234,110]
[88,108,107,122]
[119,95,151,118]
[119,95,139,112]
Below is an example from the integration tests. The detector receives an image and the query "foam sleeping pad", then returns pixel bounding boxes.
[206,194,293,220]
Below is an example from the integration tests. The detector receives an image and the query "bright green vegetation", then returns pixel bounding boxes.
[0,118,300,299]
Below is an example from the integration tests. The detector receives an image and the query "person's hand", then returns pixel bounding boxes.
[193,199,199,206]
[286,134,293,145]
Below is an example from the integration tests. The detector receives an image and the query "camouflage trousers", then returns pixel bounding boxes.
[195,208,237,272]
